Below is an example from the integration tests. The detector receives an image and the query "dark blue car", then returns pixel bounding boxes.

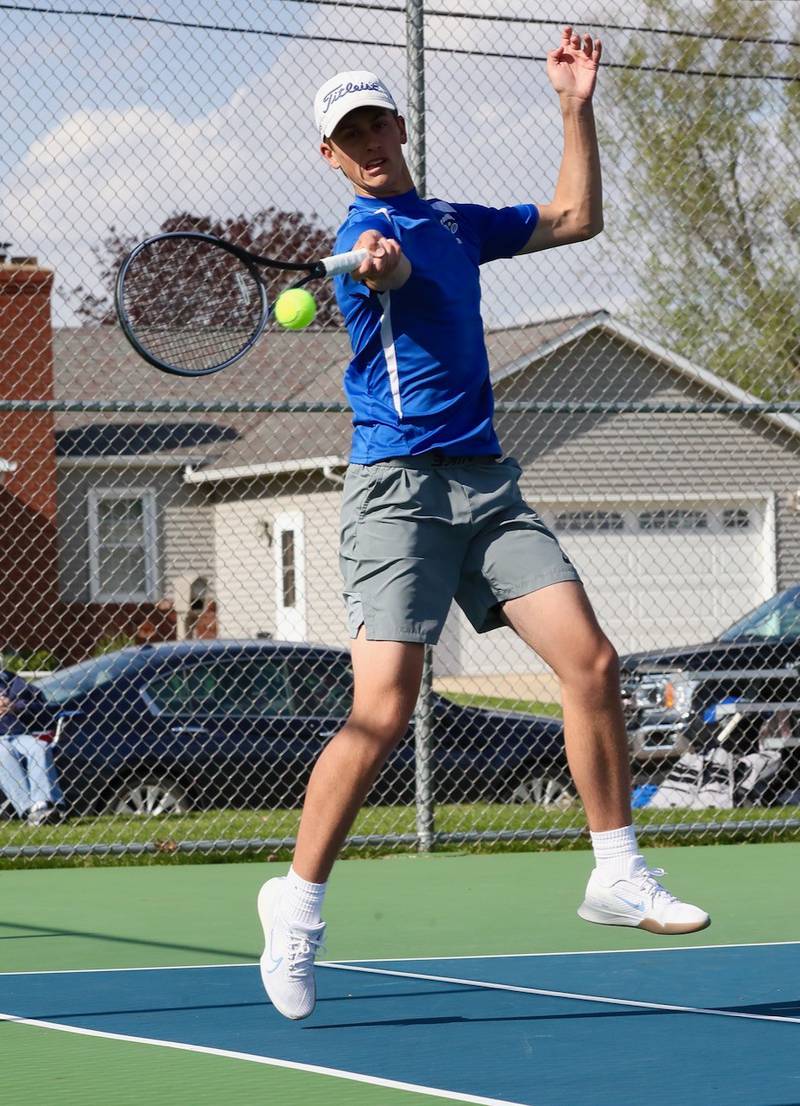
[30,640,567,814]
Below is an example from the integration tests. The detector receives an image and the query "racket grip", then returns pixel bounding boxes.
[319,248,368,277]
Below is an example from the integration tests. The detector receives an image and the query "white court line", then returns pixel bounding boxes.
[0,961,254,977]
[3,938,800,977]
[0,1012,527,1106]
[328,939,800,964]
[325,962,800,1027]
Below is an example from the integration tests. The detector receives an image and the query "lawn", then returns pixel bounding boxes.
[442,693,563,718]
[2,801,799,869]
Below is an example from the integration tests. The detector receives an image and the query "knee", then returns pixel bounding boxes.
[562,636,620,696]
[347,700,414,750]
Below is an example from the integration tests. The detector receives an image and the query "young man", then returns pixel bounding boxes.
[258,27,709,1022]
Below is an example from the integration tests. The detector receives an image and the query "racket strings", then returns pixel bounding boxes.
[120,237,266,373]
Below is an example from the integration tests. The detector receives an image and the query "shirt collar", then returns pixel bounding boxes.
[350,188,422,214]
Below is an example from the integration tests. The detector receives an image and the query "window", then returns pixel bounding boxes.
[280,530,296,608]
[144,658,294,717]
[722,508,751,530]
[553,510,625,532]
[638,508,708,532]
[34,651,141,705]
[88,488,156,602]
[292,657,353,718]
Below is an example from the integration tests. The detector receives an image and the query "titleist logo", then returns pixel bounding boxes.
[322,81,385,113]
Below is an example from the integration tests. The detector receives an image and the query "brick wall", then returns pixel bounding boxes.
[0,260,60,652]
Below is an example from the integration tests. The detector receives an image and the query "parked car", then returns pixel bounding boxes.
[29,640,568,815]
[620,585,800,764]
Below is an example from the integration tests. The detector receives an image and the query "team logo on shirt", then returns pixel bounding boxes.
[430,200,463,244]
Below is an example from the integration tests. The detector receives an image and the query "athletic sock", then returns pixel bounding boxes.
[281,866,328,926]
[589,825,641,879]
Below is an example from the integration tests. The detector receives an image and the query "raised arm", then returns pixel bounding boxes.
[520,26,603,254]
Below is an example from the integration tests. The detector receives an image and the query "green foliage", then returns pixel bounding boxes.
[603,0,800,396]
[1,650,59,675]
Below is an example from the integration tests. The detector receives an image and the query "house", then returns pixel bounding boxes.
[175,312,800,689]
[5,259,798,685]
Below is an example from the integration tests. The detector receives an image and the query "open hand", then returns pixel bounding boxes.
[546,26,602,102]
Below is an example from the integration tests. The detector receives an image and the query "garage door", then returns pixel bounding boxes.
[436,496,777,679]
[541,498,776,655]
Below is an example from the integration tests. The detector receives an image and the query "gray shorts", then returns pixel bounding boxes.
[340,453,581,644]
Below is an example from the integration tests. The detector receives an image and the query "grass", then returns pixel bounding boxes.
[2,801,800,870]
[442,693,563,718]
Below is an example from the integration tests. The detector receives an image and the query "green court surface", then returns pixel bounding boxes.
[3,842,799,1106]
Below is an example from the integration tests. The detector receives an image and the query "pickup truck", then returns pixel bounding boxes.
[619,585,800,764]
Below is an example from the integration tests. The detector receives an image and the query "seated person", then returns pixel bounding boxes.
[0,667,65,825]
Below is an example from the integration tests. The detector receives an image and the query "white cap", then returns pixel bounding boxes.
[314,70,397,139]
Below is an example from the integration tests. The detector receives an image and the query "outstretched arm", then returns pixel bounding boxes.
[520,26,603,254]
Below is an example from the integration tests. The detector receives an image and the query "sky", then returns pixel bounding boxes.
[1,0,795,335]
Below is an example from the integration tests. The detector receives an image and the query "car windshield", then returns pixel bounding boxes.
[718,586,800,642]
[32,650,142,705]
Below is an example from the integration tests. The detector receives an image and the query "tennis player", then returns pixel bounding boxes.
[258,27,709,1021]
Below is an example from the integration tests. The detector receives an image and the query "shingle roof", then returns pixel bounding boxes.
[52,314,599,467]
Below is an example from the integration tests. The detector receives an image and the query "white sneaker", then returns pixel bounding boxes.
[578,858,710,935]
[257,877,325,1020]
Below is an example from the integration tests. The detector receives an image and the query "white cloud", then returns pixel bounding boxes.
[1,2,639,328]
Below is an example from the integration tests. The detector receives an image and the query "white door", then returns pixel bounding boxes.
[273,511,307,642]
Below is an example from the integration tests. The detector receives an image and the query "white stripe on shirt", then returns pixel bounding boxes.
[378,291,402,419]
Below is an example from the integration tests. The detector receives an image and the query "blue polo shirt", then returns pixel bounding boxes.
[333,189,538,463]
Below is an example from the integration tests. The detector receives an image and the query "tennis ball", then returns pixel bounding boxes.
[274,288,316,330]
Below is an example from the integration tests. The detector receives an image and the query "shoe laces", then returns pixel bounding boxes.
[286,927,325,978]
[632,865,677,905]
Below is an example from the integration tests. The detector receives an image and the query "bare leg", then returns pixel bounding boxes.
[292,631,425,883]
[502,581,631,831]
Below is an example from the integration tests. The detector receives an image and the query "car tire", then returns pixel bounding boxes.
[107,776,191,816]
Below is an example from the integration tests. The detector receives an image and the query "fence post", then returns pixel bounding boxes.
[405,0,426,194]
[414,644,435,851]
[405,0,433,851]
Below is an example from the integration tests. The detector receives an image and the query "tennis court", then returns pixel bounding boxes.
[4,842,799,1106]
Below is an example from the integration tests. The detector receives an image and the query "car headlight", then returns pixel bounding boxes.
[633,674,696,715]
[662,675,697,715]
[632,676,669,709]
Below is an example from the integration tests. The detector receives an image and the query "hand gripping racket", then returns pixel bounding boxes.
[114,231,367,377]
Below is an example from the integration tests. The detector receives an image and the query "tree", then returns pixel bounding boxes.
[603,0,800,397]
[70,209,343,328]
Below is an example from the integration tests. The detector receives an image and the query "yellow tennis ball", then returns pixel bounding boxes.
[274,288,316,330]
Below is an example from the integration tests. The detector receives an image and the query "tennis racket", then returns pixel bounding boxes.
[114,230,367,377]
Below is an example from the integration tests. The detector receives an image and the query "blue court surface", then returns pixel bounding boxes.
[3,943,800,1106]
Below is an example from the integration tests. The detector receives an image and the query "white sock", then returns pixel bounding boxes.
[281,866,327,926]
[590,825,641,878]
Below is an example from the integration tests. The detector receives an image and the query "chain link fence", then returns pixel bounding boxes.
[1,0,799,862]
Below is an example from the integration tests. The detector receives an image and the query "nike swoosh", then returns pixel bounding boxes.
[264,929,283,973]
[615,894,646,912]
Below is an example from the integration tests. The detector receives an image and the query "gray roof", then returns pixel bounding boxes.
[52,313,597,467]
[52,323,351,464]
[55,310,795,474]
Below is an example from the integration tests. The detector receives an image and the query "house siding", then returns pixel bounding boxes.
[56,465,215,604]
[432,331,800,682]
[212,477,347,646]
[496,332,800,588]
